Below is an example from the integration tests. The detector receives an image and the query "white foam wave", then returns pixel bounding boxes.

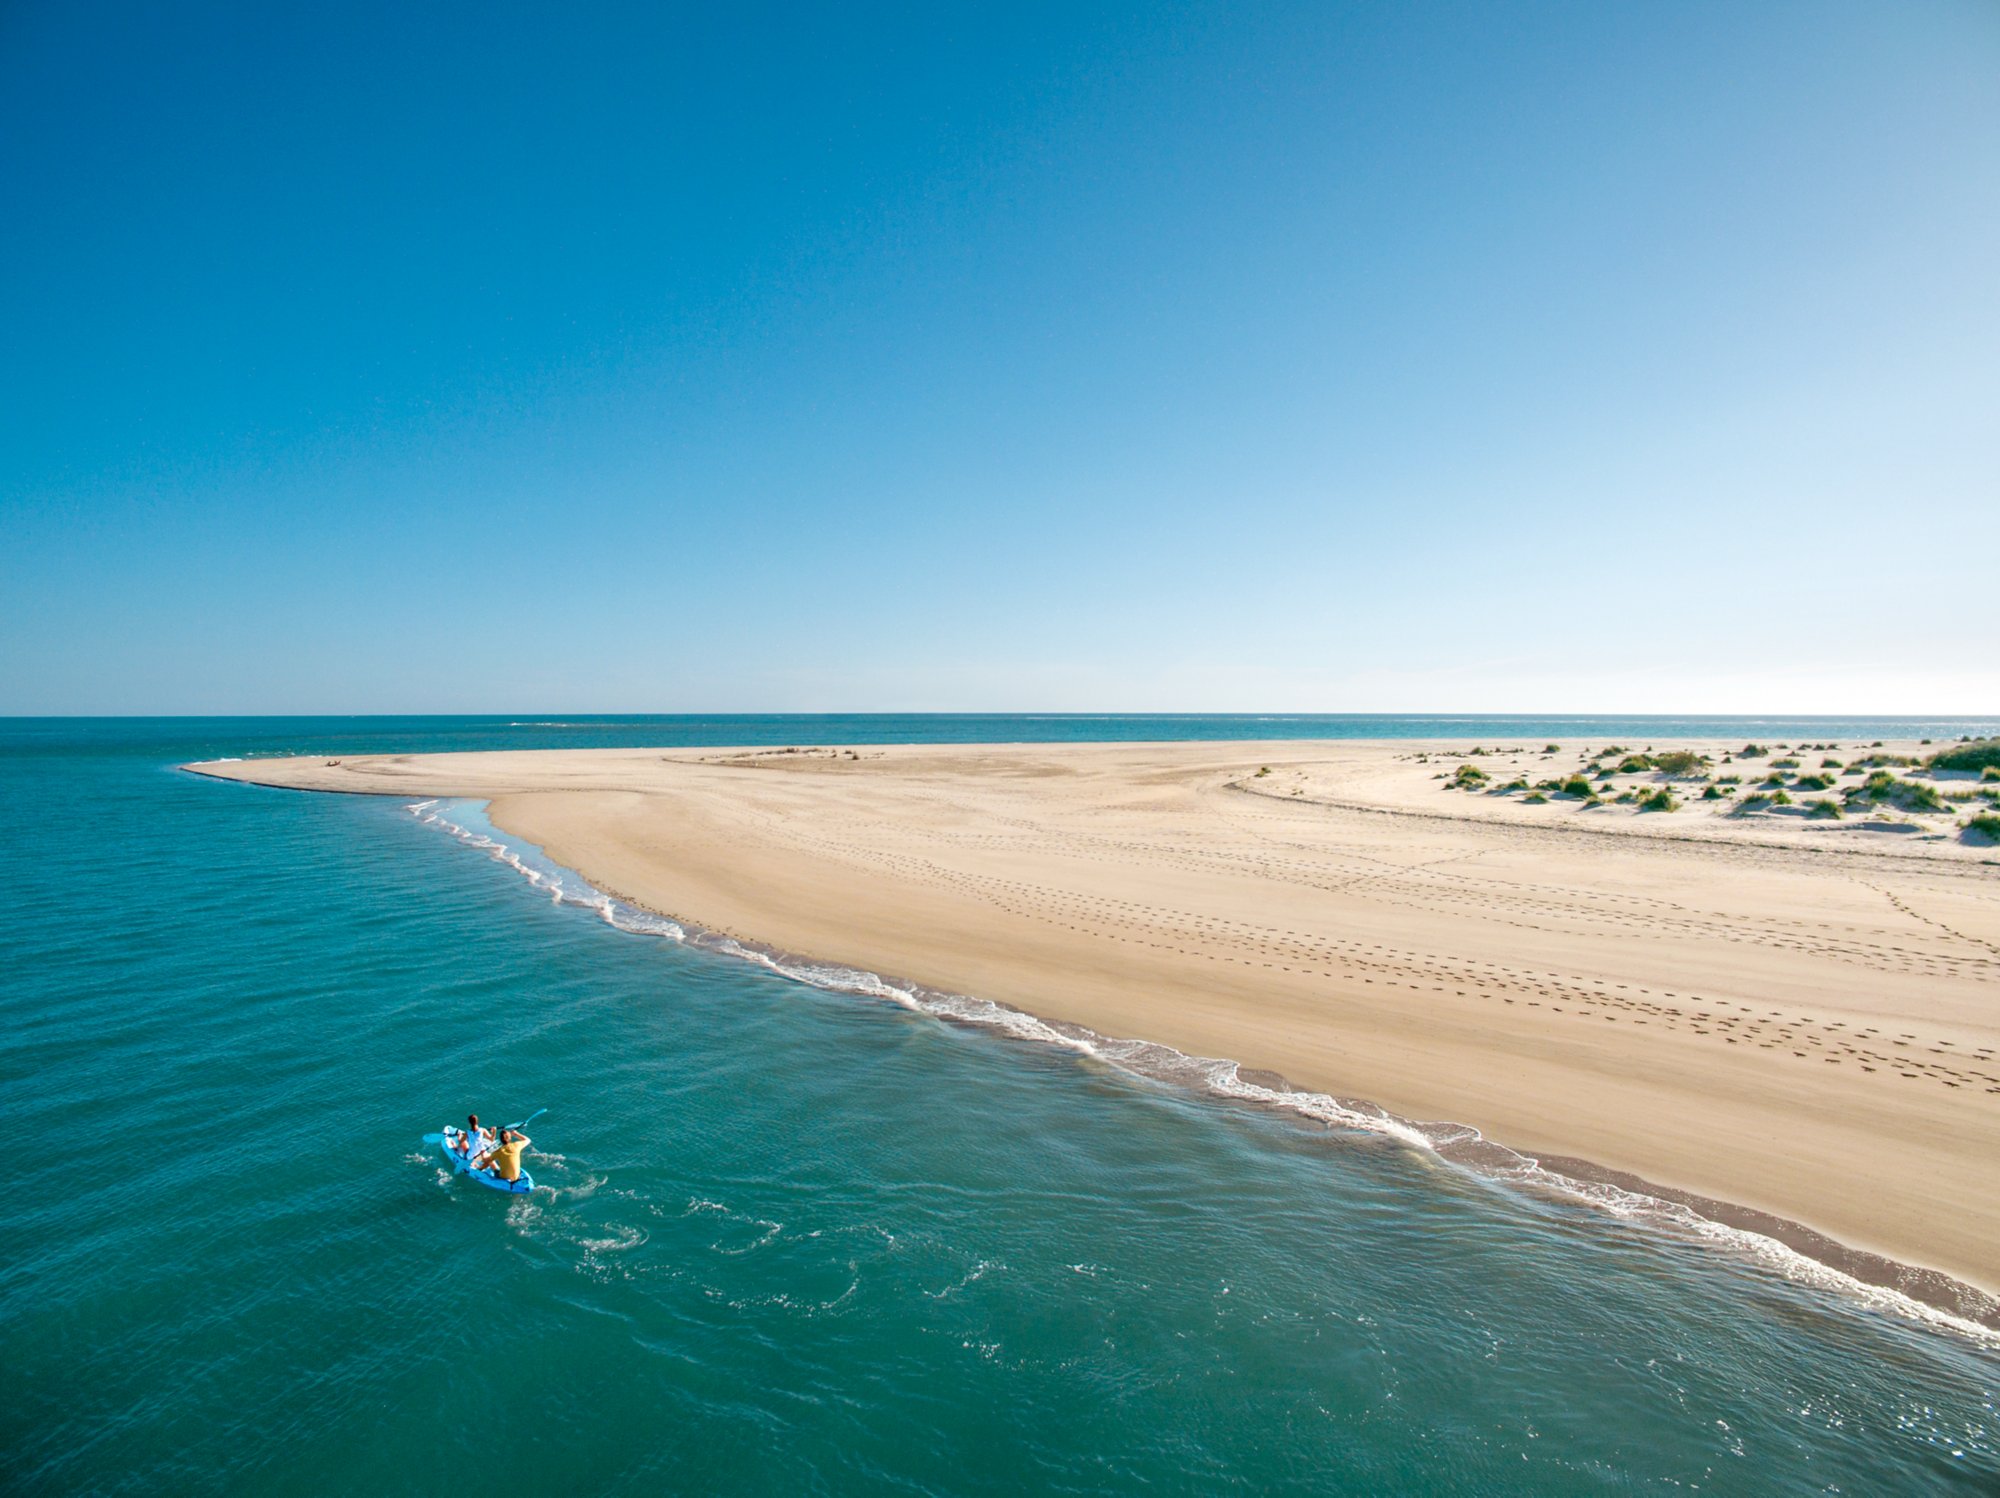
[406,797,2000,1349]
[408,798,684,937]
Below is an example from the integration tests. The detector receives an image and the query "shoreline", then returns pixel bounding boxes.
[183,738,2000,1332]
[423,795,2000,1337]
[396,795,2000,1338]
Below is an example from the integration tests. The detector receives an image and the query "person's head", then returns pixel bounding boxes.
[468,1114,480,1130]
[499,1127,515,1144]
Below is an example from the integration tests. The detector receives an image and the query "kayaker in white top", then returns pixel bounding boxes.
[457,1113,494,1159]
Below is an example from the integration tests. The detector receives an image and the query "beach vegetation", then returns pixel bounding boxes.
[1794,773,1833,791]
[1966,812,2000,842]
[1820,757,1843,768]
[1806,798,1842,820]
[1928,738,2000,774]
[1615,790,1638,804]
[1985,766,2000,782]
[1716,774,1741,785]
[1543,743,1561,754]
[1601,745,1627,756]
[1771,757,1801,769]
[1637,788,1678,812]
[1255,766,1271,777]
[1560,775,1593,797]
[1502,778,1531,792]
[1853,773,1944,812]
[1770,790,1793,806]
[1903,781,1946,812]
[1740,743,1768,757]
[1451,764,1488,789]
[1701,784,1725,800]
[1762,771,1789,786]
[1523,791,1549,803]
[1651,749,1708,777]
[1615,754,1654,774]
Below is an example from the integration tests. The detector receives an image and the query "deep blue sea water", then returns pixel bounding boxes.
[5,716,1998,1495]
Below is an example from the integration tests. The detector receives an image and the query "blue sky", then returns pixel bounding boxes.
[3,2,1995,713]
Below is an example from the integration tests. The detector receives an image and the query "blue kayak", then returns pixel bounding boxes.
[429,1126,534,1193]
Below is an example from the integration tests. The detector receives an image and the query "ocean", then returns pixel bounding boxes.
[5,716,1997,1494]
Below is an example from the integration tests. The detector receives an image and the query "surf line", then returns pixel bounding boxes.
[406,797,2000,1347]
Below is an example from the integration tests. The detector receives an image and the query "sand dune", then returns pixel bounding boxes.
[188,740,2000,1318]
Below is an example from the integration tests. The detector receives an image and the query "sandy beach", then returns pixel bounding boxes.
[189,738,2000,1319]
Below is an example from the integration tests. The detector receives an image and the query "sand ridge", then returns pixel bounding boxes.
[187,739,2000,1312]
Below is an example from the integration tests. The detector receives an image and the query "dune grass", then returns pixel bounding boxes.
[1848,772,1946,813]
[1929,738,2000,773]
[1651,749,1708,777]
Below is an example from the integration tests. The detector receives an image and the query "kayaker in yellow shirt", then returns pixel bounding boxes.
[474,1127,530,1183]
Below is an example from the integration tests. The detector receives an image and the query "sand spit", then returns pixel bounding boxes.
[187,739,2000,1320]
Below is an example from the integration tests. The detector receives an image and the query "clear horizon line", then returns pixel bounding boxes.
[6,710,1996,723]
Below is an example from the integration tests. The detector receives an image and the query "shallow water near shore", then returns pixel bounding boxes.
[6,717,1999,1494]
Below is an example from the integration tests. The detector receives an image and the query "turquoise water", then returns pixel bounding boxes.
[6,717,1998,1495]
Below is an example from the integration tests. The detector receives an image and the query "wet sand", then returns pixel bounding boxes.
[188,740,2000,1318]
